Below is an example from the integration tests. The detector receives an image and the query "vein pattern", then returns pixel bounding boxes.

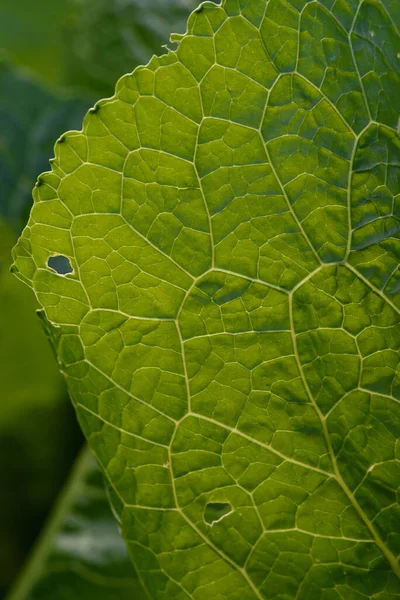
[12,0,400,598]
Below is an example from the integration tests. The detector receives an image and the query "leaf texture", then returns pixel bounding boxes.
[12,0,400,597]
[7,446,146,600]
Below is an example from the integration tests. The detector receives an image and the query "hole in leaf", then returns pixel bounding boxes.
[204,502,232,525]
[47,255,73,275]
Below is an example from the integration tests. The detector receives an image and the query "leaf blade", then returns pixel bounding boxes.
[12,0,400,597]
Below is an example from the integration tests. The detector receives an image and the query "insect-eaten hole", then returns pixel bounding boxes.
[47,255,74,276]
[204,502,232,526]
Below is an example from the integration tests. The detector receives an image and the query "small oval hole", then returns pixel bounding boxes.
[47,255,73,275]
[204,502,232,525]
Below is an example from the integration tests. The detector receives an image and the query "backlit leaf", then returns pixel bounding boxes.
[13,0,400,597]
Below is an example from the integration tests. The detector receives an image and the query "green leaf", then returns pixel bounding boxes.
[0,61,144,596]
[6,446,147,600]
[12,0,400,597]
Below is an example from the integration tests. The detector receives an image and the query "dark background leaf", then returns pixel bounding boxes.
[0,63,93,228]
[63,0,214,96]
[7,447,147,600]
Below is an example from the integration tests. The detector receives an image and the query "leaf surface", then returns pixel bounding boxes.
[13,0,400,597]
[7,446,146,600]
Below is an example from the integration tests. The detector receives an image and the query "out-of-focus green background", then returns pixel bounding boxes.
[0,0,203,596]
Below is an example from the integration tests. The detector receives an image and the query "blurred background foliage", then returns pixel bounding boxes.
[0,0,205,596]
[0,0,202,96]
[6,446,147,600]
